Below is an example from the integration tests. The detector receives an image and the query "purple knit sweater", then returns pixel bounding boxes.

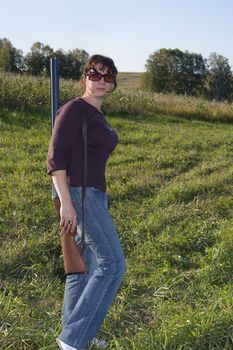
[47,98,118,192]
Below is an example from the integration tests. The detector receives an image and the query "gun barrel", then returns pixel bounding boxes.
[50,58,59,199]
[50,58,59,131]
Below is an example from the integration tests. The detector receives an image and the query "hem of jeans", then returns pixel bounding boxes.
[56,336,82,350]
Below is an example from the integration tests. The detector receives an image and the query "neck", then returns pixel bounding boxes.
[81,93,103,112]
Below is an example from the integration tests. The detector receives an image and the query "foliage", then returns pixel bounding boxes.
[1,72,233,124]
[0,38,25,73]
[24,41,88,79]
[0,38,88,79]
[144,48,207,96]
[24,42,54,76]
[54,48,88,79]
[0,108,232,349]
[205,53,232,101]
[143,48,233,101]
[0,72,83,108]
[2,37,233,102]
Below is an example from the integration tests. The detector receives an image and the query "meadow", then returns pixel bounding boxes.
[0,72,232,349]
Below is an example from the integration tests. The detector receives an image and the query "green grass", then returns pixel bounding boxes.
[2,72,233,123]
[0,107,233,349]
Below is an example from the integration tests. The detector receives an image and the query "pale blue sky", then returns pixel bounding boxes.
[1,0,233,72]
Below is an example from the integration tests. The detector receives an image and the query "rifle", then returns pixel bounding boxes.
[50,58,87,274]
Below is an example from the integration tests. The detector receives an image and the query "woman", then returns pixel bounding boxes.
[47,55,126,350]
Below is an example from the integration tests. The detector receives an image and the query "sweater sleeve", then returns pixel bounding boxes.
[47,100,82,175]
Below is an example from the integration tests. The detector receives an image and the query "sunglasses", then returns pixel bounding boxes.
[88,69,116,83]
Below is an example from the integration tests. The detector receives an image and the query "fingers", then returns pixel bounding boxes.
[60,217,77,235]
[68,219,77,235]
[59,204,77,235]
[70,219,77,234]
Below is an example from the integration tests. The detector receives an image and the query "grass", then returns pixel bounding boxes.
[0,105,232,349]
[1,72,233,123]
[117,72,142,90]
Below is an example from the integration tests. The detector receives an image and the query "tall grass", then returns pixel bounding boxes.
[1,72,233,122]
[0,72,82,109]
[0,106,232,349]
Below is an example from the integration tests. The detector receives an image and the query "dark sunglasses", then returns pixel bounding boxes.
[88,69,116,83]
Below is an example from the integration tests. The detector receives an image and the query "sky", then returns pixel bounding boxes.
[1,0,233,72]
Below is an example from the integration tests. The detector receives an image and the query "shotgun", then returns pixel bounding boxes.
[50,58,87,274]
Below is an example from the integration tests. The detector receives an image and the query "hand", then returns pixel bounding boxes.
[60,202,77,235]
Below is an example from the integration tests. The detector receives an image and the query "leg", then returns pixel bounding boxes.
[58,187,126,350]
[62,188,98,327]
[61,244,97,327]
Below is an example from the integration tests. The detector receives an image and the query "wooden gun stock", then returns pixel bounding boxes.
[53,196,87,275]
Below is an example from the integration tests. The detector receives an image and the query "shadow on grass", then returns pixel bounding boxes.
[107,106,233,126]
[109,184,159,204]
[0,240,65,284]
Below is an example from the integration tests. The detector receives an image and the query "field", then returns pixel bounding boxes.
[0,73,233,349]
[117,72,142,90]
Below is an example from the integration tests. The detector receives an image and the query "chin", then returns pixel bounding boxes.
[95,91,107,97]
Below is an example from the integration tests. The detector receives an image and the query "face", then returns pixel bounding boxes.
[84,63,115,98]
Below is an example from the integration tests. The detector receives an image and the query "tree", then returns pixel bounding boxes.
[143,48,207,96]
[0,38,24,73]
[54,48,88,79]
[24,42,54,76]
[25,42,88,79]
[206,53,232,101]
[68,49,89,78]
[179,51,207,96]
[143,48,173,93]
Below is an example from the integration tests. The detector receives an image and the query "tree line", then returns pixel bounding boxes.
[142,48,233,101]
[0,38,232,101]
[0,38,88,79]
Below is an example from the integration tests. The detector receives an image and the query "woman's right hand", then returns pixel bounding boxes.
[60,202,77,235]
[51,170,78,235]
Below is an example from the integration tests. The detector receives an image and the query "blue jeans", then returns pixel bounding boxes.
[57,187,126,350]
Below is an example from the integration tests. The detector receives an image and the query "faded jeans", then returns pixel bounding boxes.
[57,187,126,350]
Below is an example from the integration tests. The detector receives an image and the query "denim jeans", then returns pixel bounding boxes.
[57,187,126,350]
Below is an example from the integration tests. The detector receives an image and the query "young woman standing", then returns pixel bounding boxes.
[47,55,126,350]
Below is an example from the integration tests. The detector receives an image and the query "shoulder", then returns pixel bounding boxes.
[58,98,84,115]
[55,98,86,125]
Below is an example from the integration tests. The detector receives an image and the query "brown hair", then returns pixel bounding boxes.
[81,54,118,91]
